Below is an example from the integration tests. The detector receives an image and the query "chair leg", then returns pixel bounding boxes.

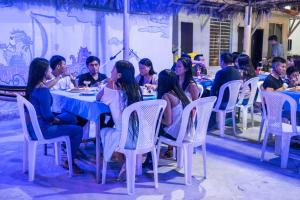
[151,148,158,188]
[232,111,237,135]
[65,138,73,177]
[250,106,254,127]
[156,141,162,161]
[280,135,291,168]
[183,144,193,185]
[201,144,207,179]
[217,112,225,137]
[258,118,265,142]
[260,131,269,162]
[28,142,37,181]
[177,147,183,168]
[242,107,248,131]
[44,144,47,156]
[126,151,136,195]
[102,160,107,184]
[54,142,61,165]
[23,139,28,173]
[136,154,142,175]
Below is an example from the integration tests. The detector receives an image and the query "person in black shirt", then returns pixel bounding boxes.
[210,52,241,107]
[78,56,107,87]
[263,57,286,91]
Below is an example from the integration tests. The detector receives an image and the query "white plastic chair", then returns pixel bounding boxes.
[257,81,267,142]
[260,91,300,168]
[157,96,217,185]
[101,99,167,195]
[197,84,204,98]
[213,80,243,137]
[236,77,259,130]
[16,94,73,181]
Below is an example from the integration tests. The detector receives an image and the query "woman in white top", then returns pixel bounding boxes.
[175,57,200,101]
[136,58,158,90]
[96,60,142,177]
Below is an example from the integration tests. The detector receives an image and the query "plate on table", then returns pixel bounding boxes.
[67,88,85,93]
[285,87,300,92]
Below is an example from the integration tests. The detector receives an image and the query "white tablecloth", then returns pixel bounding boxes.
[51,90,110,121]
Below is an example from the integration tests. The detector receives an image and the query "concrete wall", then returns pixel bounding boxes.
[289,19,300,55]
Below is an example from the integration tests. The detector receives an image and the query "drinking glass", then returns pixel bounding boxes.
[83,80,91,88]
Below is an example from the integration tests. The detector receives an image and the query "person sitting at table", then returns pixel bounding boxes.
[175,57,200,101]
[285,66,300,88]
[262,57,286,91]
[78,56,107,87]
[237,54,256,105]
[193,54,207,75]
[232,52,240,69]
[49,55,75,90]
[210,52,241,106]
[26,58,84,174]
[96,60,142,179]
[135,58,158,90]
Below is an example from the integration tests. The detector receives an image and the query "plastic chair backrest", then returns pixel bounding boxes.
[261,91,297,133]
[197,84,204,98]
[257,82,267,119]
[118,99,167,151]
[16,94,45,141]
[214,80,243,110]
[176,96,217,144]
[238,77,259,106]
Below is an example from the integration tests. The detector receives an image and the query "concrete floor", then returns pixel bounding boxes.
[0,114,300,200]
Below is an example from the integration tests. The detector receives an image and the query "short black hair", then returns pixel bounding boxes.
[220,52,233,65]
[180,53,191,59]
[194,54,203,61]
[49,55,66,70]
[272,57,286,68]
[86,56,100,66]
[231,52,240,62]
[286,66,298,77]
[268,35,278,41]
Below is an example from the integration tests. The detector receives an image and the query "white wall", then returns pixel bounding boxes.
[0,4,173,85]
[289,19,300,55]
[177,12,210,67]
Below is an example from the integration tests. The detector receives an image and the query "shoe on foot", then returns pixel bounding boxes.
[63,161,84,174]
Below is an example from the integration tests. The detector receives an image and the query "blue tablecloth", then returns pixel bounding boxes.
[281,90,300,111]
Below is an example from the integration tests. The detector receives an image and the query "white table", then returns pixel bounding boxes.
[51,90,109,183]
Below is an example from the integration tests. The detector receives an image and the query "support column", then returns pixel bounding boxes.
[244,4,252,55]
[123,0,130,60]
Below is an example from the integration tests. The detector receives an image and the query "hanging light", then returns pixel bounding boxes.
[284,5,291,10]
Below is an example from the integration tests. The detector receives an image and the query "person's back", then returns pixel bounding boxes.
[210,52,241,106]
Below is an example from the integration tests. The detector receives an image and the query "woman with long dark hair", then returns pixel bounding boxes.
[136,58,157,90]
[175,57,200,100]
[26,58,83,173]
[237,54,256,105]
[96,60,142,178]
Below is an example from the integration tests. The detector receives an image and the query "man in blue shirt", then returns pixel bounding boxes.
[269,35,284,58]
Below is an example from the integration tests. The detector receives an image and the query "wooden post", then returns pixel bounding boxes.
[244,3,252,55]
[123,0,130,60]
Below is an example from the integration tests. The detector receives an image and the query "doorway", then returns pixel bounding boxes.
[181,22,193,54]
[237,27,264,69]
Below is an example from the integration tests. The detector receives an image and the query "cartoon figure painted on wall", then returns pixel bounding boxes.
[69,47,92,76]
[0,30,32,68]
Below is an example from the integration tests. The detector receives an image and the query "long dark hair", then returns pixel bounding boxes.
[138,58,156,86]
[177,57,196,91]
[237,54,256,81]
[157,69,190,108]
[115,60,142,149]
[115,60,142,105]
[25,58,49,99]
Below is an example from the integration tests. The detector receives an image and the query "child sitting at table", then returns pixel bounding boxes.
[285,66,300,88]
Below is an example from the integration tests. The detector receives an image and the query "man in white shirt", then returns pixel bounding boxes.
[49,55,75,90]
